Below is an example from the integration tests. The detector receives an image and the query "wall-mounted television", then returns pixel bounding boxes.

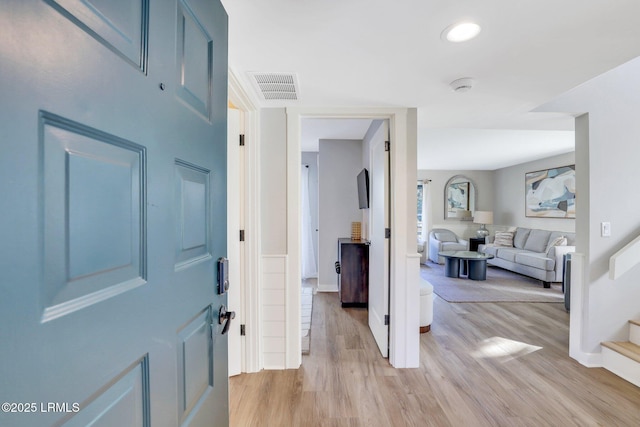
[357,168,369,209]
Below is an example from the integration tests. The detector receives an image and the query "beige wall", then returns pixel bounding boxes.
[318,139,364,289]
[418,151,576,240]
[493,152,576,233]
[417,169,494,239]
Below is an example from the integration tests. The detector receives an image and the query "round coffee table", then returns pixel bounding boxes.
[439,250,495,281]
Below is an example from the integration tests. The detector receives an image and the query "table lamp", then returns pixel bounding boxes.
[473,211,493,238]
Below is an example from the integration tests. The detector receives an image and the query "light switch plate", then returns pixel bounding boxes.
[601,222,611,237]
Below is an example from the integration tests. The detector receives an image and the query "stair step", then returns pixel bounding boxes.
[601,341,640,364]
[630,320,640,346]
[602,341,640,387]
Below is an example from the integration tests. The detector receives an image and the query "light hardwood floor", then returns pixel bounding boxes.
[230,293,640,426]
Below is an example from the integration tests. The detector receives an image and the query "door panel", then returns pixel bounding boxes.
[40,112,147,322]
[177,308,214,423]
[62,356,150,427]
[175,160,212,269]
[44,0,149,71]
[369,121,390,357]
[176,0,213,118]
[0,1,228,426]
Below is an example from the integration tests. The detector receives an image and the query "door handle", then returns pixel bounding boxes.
[218,305,236,335]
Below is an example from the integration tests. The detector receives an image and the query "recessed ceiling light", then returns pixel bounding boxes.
[441,22,481,43]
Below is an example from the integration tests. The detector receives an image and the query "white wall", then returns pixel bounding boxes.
[318,139,364,290]
[537,55,640,355]
[260,108,287,255]
[493,152,576,233]
[302,152,319,272]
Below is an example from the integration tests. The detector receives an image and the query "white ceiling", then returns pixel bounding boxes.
[221,0,640,170]
[301,118,374,152]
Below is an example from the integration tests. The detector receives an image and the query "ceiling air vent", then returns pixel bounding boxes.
[249,72,299,101]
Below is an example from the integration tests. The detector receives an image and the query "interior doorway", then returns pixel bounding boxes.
[299,117,391,358]
[286,107,419,369]
[227,72,262,374]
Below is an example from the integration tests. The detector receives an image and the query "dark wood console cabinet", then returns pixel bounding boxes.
[337,238,369,307]
[469,237,486,252]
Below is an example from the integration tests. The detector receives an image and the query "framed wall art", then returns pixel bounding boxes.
[447,181,470,213]
[525,165,576,218]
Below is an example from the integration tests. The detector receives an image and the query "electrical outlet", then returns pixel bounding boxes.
[601,222,611,237]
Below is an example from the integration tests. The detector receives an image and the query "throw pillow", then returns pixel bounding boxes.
[546,236,568,254]
[513,228,531,249]
[493,231,514,247]
[523,229,552,253]
[435,232,457,243]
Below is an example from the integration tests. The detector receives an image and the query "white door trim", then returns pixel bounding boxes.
[285,107,419,368]
[227,107,242,376]
[228,69,262,373]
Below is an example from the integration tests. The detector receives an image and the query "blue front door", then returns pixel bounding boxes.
[0,0,229,426]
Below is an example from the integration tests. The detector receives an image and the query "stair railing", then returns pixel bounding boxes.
[609,234,640,280]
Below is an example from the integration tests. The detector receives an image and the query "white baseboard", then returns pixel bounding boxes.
[317,283,338,292]
[571,349,603,368]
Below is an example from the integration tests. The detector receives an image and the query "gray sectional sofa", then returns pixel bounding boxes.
[478,227,575,288]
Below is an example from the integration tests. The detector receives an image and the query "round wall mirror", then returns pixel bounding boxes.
[444,175,477,220]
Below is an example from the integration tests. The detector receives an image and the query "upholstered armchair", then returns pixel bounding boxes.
[428,228,468,264]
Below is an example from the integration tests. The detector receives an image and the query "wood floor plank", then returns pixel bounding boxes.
[230,292,640,426]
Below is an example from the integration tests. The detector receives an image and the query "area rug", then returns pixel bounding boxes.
[420,263,564,303]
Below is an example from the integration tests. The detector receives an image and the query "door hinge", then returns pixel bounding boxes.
[385,228,391,239]
[385,140,390,152]
[384,315,390,325]
[240,324,246,336]
[240,230,245,241]
[239,134,245,146]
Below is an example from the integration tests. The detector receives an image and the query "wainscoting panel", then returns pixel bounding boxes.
[261,255,287,369]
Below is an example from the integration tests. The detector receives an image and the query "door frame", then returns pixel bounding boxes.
[228,69,261,373]
[285,107,420,368]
